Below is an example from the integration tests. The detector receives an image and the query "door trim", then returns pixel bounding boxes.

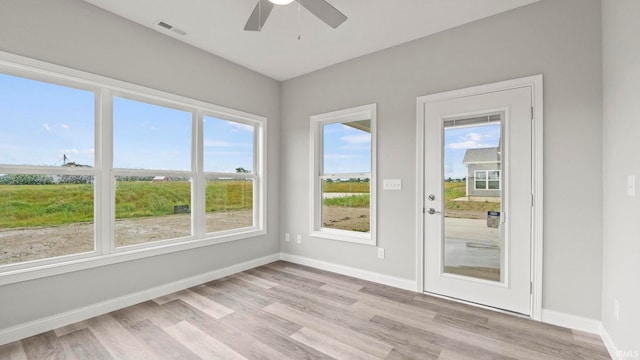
[415,75,543,320]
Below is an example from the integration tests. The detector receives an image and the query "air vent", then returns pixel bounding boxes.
[156,20,187,36]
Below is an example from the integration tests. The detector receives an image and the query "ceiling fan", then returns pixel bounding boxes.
[244,0,347,31]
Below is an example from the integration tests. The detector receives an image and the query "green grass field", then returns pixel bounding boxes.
[444,181,500,213]
[322,181,369,193]
[0,180,254,229]
[0,180,496,229]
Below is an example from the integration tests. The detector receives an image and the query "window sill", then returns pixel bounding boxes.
[0,228,266,286]
[311,229,375,246]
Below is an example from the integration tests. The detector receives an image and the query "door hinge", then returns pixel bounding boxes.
[530,281,533,294]
[422,207,426,214]
[531,194,534,207]
[531,106,534,120]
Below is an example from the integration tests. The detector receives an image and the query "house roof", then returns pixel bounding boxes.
[463,147,501,164]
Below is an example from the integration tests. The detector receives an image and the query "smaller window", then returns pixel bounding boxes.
[311,104,376,245]
[203,115,259,235]
[474,170,501,190]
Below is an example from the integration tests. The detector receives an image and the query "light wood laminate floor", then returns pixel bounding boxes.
[0,261,610,359]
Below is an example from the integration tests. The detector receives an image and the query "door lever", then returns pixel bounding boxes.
[427,208,441,215]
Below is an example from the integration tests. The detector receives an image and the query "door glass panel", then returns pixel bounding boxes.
[442,115,502,282]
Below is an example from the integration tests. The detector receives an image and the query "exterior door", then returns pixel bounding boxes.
[423,85,533,315]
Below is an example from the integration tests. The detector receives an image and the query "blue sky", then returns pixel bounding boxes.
[0,73,254,173]
[0,73,95,167]
[444,124,501,179]
[323,122,371,175]
[1,72,497,178]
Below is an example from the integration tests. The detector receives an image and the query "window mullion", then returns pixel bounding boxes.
[193,110,205,238]
[97,89,114,255]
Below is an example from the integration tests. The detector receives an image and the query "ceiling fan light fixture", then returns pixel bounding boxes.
[269,0,294,5]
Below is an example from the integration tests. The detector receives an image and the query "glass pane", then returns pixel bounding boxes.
[113,97,192,170]
[0,73,95,167]
[205,178,253,233]
[0,174,94,265]
[115,177,191,247]
[203,116,255,173]
[322,178,370,233]
[443,120,502,282]
[323,121,371,174]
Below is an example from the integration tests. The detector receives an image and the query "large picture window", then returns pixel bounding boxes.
[0,73,96,266]
[310,104,376,245]
[0,54,266,279]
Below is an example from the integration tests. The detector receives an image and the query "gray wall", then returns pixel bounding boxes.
[281,0,604,320]
[0,0,280,329]
[602,0,640,352]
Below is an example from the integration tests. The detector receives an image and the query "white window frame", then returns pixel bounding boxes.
[473,169,501,190]
[310,104,377,245]
[0,51,266,285]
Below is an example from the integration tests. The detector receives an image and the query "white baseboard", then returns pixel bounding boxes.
[0,253,280,346]
[600,325,621,360]
[541,309,602,334]
[280,253,417,291]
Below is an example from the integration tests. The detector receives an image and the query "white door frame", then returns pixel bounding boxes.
[415,75,543,320]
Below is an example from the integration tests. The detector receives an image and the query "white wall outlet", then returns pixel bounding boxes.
[296,235,302,244]
[377,247,385,259]
[285,233,290,242]
[627,175,636,197]
[614,299,620,320]
[383,179,402,190]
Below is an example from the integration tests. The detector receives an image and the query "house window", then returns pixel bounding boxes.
[474,170,501,190]
[0,55,266,279]
[203,116,258,234]
[310,104,376,245]
[113,96,193,247]
[0,73,97,266]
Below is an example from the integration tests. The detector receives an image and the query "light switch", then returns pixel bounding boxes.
[628,175,636,197]
[383,179,402,190]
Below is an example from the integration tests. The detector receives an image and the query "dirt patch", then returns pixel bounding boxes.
[0,210,253,266]
[322,206,370,233]
[445,209,489,219]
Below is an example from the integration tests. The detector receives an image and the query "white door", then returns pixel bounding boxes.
[423,86,533,315]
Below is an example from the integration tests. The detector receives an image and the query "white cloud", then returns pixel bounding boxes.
[43,123,51,131]
[446,132,496,150]
[227,121,253,132]
[324,153,355,159]
[341,134,370,144]
[61,124,69,129]
[204,140,232,147]
[141,121,157,131]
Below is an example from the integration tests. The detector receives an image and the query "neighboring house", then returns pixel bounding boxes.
[152,176,170,182]
[462,147,501,198]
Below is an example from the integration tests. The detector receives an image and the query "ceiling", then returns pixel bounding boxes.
[82,0,538,81]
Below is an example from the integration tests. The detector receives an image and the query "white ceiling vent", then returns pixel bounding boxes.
[156,21,186,36]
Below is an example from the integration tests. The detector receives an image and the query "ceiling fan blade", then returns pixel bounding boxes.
[297,0,347,29]
[244,0,275,31]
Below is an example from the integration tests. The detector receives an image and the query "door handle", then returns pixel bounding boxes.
[427,208,441,215]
